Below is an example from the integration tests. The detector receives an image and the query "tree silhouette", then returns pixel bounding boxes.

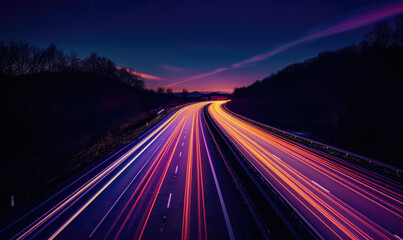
[68,51,81,72]
[166,88,173,95]
[0,41,145,89]
[230,15,403,167]
[182,89,189,98]
[365,21,393,49]
[157,87,165,94]
[40,43,66,72]
[115,68,145,89]
[393,14,403,46]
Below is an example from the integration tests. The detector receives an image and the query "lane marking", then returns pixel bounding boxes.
[167,193,172,208]
[184,136,186,139]
[47,115,177,240]
[117,111,191,240]
[175,165,179,174]
[199,116,235,240]
[0,111,171,235]
[312,180,330,193]
[179,152,182,157]
[182,142,184,147]
[88,138,167,238]
[395,235,403,240]
[15,106,189,240]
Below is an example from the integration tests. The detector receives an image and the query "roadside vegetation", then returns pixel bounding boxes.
[0,42,190,217]
[228,16,403,168]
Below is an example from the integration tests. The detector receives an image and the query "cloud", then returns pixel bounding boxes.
[130,70,162,80]
[166,1,403,87]
[117,66,162,80]
[160,64,188,72]
[166,67,229,87]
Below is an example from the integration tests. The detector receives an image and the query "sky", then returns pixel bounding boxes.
[1,0,402,92]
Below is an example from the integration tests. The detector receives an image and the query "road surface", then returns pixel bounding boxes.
[208,100,403,240]
[0,102,263,240]
[2,100,402,240]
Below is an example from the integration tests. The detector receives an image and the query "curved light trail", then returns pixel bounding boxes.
[208,100,403,240]
[3,102,238,240]
[2,101,401,240]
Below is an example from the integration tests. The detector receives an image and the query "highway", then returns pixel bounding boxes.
[0,102,264,240]
[2,100,402,240]
[208,101,403,240]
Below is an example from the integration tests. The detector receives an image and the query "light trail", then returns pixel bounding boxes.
[107,104,195,239]
[48,106,194,240]
[208,100,403,239]
[14,106,190,240]
[51,102,218,239]
[4,101,263,240]
[200,113,235,240]
[181,107,196,240]
[88,136,168,238]
[195,107,208,240]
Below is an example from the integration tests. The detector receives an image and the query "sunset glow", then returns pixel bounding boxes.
[166,1,403,88]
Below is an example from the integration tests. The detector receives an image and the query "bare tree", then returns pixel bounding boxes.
[115,67,145,89]
[0,40,12,75]
[68,51,81,72]
[182,89,189,98]
[39,43,67,72]
[82,52,116,76]
[157,87,165,94]
[29,46,43,73]
[82,52,99,72]
[393,14,403,46]
[166,88,173,95]
[365,21,393,49]
[0,40,40,76]
[0,40,144,92]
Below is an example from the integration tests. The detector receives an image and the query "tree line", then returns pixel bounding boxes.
[229,15,403,166]
[0,41,144,89]
[235,15,403,98]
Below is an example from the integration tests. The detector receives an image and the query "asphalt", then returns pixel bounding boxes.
[0,102,265,240]
[5,99,399,240]
[208,100,403,240]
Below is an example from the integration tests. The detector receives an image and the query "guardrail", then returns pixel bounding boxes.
[156,108,164,115]
[223,103,403,181]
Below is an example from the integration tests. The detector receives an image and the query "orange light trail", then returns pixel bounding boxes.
[181,102,208,240]
[208,100,403,239]
[17,106,188,240]
[181,109,195,240]
[105,104,197,239]
[95,102,210,240]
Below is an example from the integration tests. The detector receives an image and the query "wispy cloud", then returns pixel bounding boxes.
[117,66,162,80]
[130,70,162,80]
[166,67,229,87]
[160,64,188,72]
[166,1,403,87]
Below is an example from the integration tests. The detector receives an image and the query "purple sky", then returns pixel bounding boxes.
[1,0,402,92]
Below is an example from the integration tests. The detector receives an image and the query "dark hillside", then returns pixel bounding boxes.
[1,72,183,167]
[0,41,189,216]
[228,20,403,167]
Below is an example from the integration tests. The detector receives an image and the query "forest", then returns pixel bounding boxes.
[0,41,188,216]
[228,17,403,167]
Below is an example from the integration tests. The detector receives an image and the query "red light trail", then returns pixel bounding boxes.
[208,100,403,239]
